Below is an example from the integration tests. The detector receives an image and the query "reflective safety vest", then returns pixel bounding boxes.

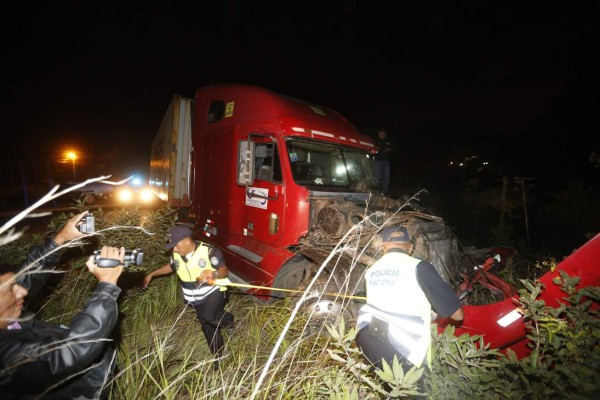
[356,251,432,367]
[173,243,231,302]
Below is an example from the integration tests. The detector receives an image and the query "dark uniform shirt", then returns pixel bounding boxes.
[374,136,393,161]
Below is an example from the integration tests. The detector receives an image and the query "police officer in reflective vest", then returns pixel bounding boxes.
[142,226,234,364]
[356,225,464,372]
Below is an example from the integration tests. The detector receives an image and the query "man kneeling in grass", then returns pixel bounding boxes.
[356,225,463,376]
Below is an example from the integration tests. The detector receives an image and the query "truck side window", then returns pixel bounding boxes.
[255,142,282,183]
[208,100,225,122]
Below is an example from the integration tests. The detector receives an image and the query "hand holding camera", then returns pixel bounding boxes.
[86,246,125,285]
[78,213,95,234]
[93,248,144,268]
[53,211,92,245]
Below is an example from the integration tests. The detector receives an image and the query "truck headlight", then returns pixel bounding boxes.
[140,188,153,202]
[117,188,134,202]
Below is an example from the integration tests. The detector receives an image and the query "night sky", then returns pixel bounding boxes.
[2,1,597,189]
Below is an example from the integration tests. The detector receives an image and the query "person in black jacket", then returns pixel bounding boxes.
[0,211,125,399]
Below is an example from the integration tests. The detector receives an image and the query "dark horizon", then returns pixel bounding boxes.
[1,2,598,255]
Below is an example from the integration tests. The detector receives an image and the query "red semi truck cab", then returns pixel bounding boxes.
[151,84,385,302]
[190,85,378,294]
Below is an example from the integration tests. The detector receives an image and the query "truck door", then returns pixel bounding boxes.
[240,137,285,251]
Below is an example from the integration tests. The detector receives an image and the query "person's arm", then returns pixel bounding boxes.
[211,247,229,281]
[416,261,464,324]
[52,210,89,247]
[384,139,394,154]
[199,247,229,285]
[214,265,229,279]
[17,211,89,297]
[141,263,173,289]
[2,246,124,393]
[447,306,464,323]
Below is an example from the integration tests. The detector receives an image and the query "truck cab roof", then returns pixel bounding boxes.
[194,84,375,152]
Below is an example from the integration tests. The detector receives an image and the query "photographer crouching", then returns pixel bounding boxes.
[0,211,126,399]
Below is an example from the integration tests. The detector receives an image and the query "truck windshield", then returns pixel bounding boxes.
[286,139,378,190]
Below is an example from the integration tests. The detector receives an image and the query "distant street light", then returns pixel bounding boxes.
[66,151,77,181]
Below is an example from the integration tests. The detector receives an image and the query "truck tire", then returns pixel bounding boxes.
[83,194,95,204]
[270,256,312,303]
[291,273,358,335]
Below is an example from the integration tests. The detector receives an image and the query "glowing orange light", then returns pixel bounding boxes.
[66,151,77,161]
[66,151,78,180]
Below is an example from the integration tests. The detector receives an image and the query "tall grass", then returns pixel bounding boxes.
[2,203,598,399]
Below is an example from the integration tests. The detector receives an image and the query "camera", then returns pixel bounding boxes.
[93,248,144,268]
[78,213,95,234]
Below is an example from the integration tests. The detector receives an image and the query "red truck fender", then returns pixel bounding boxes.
[438,233,600,359]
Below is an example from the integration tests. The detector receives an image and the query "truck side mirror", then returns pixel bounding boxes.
[237,140,255,185]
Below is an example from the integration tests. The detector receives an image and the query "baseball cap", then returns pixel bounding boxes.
[165,225,193,250]
[381,225,410,243]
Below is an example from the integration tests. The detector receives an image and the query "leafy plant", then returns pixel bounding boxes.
[501,272,600,399]
[427,325,516,399]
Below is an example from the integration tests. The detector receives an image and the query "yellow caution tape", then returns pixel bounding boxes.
[214,281,367,301]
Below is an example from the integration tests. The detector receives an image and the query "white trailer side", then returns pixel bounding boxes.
[149,94,193,208]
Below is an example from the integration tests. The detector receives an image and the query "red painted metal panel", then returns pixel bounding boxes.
[441,233,600,358]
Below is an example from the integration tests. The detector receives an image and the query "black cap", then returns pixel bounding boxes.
[381,225,410,243]
[165,226,193,250]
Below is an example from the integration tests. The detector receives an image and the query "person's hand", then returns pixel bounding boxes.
[53,210,90,245]
[435,317,463,329]
[86,246,124,285]
[196,270,217,285]
[141,274,152,289]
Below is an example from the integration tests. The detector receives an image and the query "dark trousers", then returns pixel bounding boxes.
[190,290,234,356]
[356,326,428,392]
[356,325,413,372]
[374,160,391,195]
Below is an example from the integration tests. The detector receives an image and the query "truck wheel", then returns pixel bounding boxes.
[292,274,357,335]
[83,194,95,204]
[270,256,312,303]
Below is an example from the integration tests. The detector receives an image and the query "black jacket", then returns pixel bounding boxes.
[0,239,121,399]
[374,136,394,161]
